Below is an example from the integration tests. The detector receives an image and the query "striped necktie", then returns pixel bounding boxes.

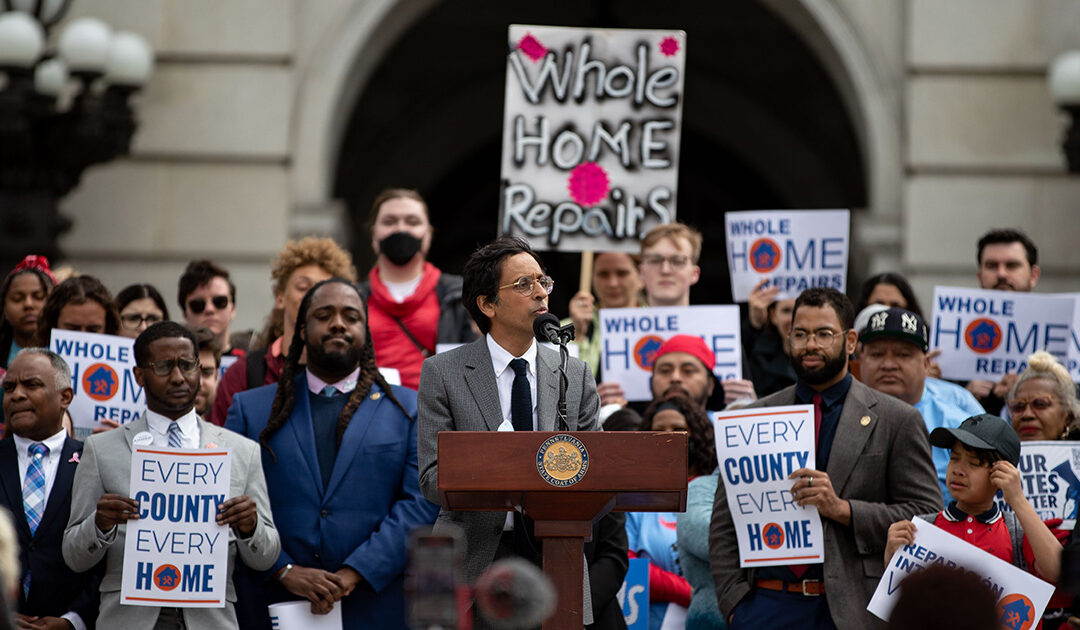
[168,422,183,448]
[23,442,48,536]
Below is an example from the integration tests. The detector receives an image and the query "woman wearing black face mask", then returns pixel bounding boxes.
[357,188,477,390]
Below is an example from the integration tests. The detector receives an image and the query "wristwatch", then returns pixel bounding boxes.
[277,563,294,581]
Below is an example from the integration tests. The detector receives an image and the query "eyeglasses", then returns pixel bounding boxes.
[145,358,200,376]
[642,254,690,269]
[499,275,554,296]
[790,328,844,347]
[187,295,229,314]
[1007,395,1056,414]
[120,313,163,330]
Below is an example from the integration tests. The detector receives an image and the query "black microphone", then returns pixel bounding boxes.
[475,558,557,629]
[532,312,564,345]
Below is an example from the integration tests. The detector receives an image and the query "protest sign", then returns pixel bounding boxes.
[712,405,823,567]
[51,329,143,438]
[868,517,1054,627]
[268,601,342,630]
[218,354,238,381]
[617,557,649,630]
[930,287,1079,382]
[724,210,850,302]
[121,447,231,608]
[991,441,1080,529]
[599,306,741,402]
[499,25,686,253]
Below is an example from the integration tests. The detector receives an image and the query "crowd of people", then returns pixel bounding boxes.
[0,186,1075,630]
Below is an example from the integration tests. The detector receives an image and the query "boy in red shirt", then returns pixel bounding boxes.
[885,413,1063,625]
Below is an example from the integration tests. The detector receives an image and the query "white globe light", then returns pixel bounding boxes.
[0,11,45,68]
[9,0,69,25]
[58,17,113,73]
[34,57,68,96]
[104,31,153,86]
[1049,51,1080,106]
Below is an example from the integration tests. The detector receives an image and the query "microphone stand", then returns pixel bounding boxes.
[554,323,575,432]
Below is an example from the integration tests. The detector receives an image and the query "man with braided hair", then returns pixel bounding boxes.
[226,279,438,629]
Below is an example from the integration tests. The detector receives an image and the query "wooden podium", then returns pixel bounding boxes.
[438,431,688,629]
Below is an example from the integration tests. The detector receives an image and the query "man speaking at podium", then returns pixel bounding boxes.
[418,236,628,629]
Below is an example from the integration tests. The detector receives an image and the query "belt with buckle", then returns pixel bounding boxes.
[755,578,825,596]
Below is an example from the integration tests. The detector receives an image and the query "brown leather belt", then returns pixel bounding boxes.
[755,578,825,596]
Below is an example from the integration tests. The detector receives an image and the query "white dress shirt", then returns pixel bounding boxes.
[145,408,201,448]
[14,428,68,513]
[486,334,538,431]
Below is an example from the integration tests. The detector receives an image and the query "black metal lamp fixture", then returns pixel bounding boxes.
[0,0,153,273]
[1049,50,1080,174]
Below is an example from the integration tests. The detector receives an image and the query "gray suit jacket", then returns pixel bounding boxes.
[709,379,942,628]
[418,337,601,581]
[62,416,280,630]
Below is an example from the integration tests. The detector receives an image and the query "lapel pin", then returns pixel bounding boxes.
[205,443,219,449]
[68,452,80,464]
[860,416,871,427]
[370,392,381,400]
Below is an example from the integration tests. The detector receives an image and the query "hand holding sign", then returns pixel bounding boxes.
[790,469,851,526]
[884,520,918,566]
[747,279,780,329]
[95,493,139,532]
[216,495,257,537]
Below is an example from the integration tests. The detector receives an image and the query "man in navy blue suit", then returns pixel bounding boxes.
[226,278,438,628]
[1,348,99,629]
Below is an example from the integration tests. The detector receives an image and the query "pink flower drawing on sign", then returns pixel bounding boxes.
[518,33,547,62]
[659,36,679,57]
[568,163,610,207]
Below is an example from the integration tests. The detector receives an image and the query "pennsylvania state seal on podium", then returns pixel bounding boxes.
[536,435,589,487]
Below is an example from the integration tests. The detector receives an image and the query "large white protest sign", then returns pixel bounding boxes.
[930,287,1079,382]
[868,517,1054,626]
[712,405,824,567]
[122,447,231,608]
[724,210,850,302]
[51,329,144,438]
[499,25,686,253]
[992,441,1080,530]
[599,306,741,402]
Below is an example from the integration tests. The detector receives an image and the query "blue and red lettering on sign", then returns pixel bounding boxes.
[965,318,1002,354]
[749,238,781,272]
[997,593,1036,630]
[82,362,119,401]
[633,335,664,370]
[154,564,181,591]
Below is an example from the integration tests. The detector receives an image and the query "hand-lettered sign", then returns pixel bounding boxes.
[500,25,687,253]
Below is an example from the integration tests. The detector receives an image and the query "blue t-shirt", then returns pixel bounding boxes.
[627,511,683,630]
[916,377,987,502]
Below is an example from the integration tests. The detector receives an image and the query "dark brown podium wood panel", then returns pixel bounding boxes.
[437,430,687,629]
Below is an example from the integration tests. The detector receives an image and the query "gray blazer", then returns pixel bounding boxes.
[62,416,280,630]
[708,379,942,628]
[417,337,600,582]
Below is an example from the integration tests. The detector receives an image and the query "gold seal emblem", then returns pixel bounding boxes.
[536,435,589,487]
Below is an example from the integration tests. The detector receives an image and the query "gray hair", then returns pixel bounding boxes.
[1009,351,1080,430]
[14,348,73,391]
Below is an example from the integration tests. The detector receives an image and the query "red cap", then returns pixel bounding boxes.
[654,334,715,371]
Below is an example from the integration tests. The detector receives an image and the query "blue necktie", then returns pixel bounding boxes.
[23,442,48,537]
[510,358,532,432]
[168,422,183,448]
[321,385,338,398]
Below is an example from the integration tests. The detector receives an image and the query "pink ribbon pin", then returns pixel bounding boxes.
[68,452,80,464]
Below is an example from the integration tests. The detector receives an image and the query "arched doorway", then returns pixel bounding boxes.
[330,0,868,313]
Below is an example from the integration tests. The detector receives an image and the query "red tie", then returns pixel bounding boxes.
[790,394,823,580]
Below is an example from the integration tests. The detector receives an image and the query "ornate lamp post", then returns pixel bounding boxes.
[1049,50,1080,174]
[0,1,153,273]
